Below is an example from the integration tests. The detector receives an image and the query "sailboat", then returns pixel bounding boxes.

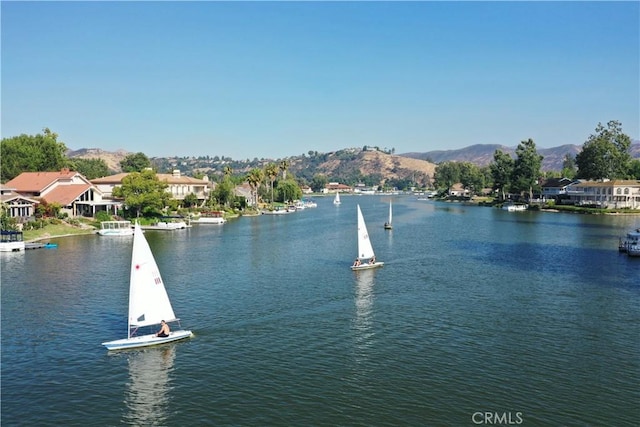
[384,201,393,230]
[102,223,193,350]
[351,204,384,270]
[334,192,341,205]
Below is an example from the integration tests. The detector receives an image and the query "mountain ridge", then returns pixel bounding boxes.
[67,142,640,181]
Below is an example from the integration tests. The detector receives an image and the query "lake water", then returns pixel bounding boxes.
[1,196,639,426]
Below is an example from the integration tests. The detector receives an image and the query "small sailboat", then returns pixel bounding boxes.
[334,192,341,205]
[351,204,384,270]
[384,201,393,230]
[102,223,193,350]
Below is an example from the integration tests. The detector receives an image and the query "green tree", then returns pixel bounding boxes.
[459,162,484,196]
[561,153,577,179]
[112,170,170,217]
[628,159,640,179]
[182,193,199,208]
[69,158,110,179]
[279,159,289,180]
[214,176,235,207]
[490,150,514,201]
[246,168,264,206]
[434,161,460,192]
[276,180,302,203]
[511,138,543,200]
[120,152,152,173]
[1,128,68,182]
[264,163,279,203]
[310,174,328,193]
[1,202,18,230]
[575,120,632,180]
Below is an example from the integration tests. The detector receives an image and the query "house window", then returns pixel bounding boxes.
[624,188,629,195]
[617,188,622,194]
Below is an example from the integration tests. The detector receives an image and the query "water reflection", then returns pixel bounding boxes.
[123,345,176,426]
[352,269,376,361]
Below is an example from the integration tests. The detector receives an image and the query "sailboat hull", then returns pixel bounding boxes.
[351,262,384,271]
[102,330,193,351]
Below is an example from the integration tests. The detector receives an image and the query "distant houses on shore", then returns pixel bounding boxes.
[2,169,640,223]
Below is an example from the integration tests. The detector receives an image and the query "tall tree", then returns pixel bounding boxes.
[68,158,109,179]
[279,160,289,180]
[120,152,152,173]
[434,161,460,193]
[310,174,328,193]
[490,150,514,201]
[561,153,577,179]
[459,162,484,196]
[1,129,68,182]
[276,180,302,203]
[512,138,543,200]
[628,159,640,180]
[246,168,264,207]
[575,120,632,180]
[264,163,279,203]
[112,169,170,218]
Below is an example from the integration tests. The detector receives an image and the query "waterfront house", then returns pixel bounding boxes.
[324,182,353,194]
[448,183,470,198]
[5,169,115,218]
[540,177,575,201]
[565,180,640,209]
[91,169,212,205]
[0,184,39,220]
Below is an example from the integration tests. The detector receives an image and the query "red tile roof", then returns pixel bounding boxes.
[42,184,92,206]
[5,170,82,193]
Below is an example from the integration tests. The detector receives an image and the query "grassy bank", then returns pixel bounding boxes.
[23,221,97,242]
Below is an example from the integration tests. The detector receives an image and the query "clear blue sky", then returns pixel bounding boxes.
[2,1,638,160]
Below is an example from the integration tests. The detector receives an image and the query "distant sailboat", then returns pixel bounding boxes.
[102,223,193,350]
[351,205,384,270]
[334,192,341,205]
[384,201,393,230]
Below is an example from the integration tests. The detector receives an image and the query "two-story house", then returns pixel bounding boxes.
[540,177,575,202]
[91,169,212,205]
[5,169,115,217]
[565,180,640,209]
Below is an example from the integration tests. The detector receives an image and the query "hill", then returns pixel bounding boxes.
[67,142,639,185]
[66,148,130,173]
[401,142,639,171]
[288,148,436,187]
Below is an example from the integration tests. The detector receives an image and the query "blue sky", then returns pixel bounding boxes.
[2,1,638,160]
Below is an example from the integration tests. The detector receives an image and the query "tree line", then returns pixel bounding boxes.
[433,121,639,199]
[0,131,305,219]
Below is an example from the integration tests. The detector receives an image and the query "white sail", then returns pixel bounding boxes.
[128,224,177,334]
[388,202,392,224]
[356,205,376,260]
[334,192,341,205]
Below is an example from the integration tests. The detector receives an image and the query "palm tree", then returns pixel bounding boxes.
[246,168,264,207]
[279,160,289,180]
[265,163,279,204]
[223,165,233,176]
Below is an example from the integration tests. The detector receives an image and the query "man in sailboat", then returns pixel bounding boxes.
[370,256,376,264]
[156,320,170,337]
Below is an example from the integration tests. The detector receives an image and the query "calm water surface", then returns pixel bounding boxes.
[2,197,639,426]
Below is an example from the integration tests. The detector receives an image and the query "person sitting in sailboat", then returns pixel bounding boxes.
[353,258,361,267]
[370,256,376,264]
[156,320,170,337]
